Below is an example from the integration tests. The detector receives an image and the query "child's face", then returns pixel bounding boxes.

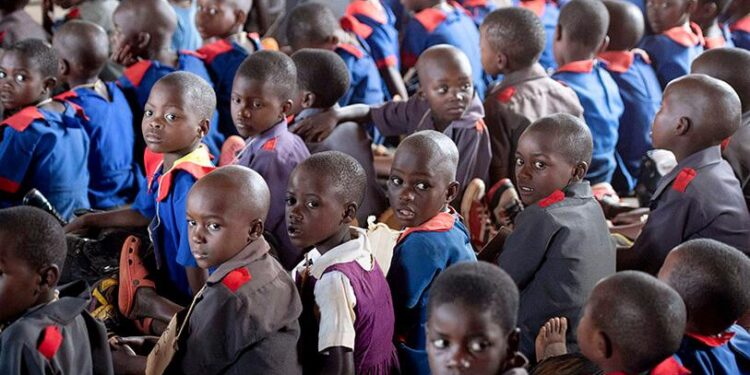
[427,302,510,375]
[576,304,603,367]
[231,76,289,138]
[647,0,692,33]
[419,62,473,127]
[111,8,144,63]
[196,0,241,40]
[514,130,577,206]
[479,27,502,76]
[141,82,204,155]
[0,240,45,325]
[0,51,52,111]
[650,86,684,150]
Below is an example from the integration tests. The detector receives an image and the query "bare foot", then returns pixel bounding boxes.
[535,317,568,361]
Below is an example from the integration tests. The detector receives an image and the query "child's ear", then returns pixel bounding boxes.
[326,35,339,49]
[598,331,614,359]
[42,76,58,95]
[281,99,293,117]
[135,32,151,51]
[38,264,60,292]
[234,10,248,29]
[247,218,264,241]
[445,181,460,204]
[302,91,316,109]
[676,116,692,136]
[495,51,509,72]
[554,24,563,41]
[572,161,588,182]
[58,58,70,77]
[342,202,358,224]
[597,35,610,54]
[198,118,210,138]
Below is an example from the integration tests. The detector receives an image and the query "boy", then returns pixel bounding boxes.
[512,0,561,72]
[400,0,488,98]
[639,0,704,87]
[0,207,113,374]
[113,0,224,158]
[692,48,750,209]
[290,49,388,224]
[618,75,750,275]
[492,114,615,361]
[286,3,385,107]
[0,0,48,48]
[599,0,662,193]
[385,130,477,374]
[658,239,750,374]
[691,0,735,48]
[53,20,143,210]
[480,7,583,186]
[231,51,310,270]
[65,72,216,332]
[576,271,689,374]
[552,0,625,186]
[0,39,91,220]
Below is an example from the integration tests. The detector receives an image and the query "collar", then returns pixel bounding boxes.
[518,0,546,17]
[310,227,374,279]
[704,35,727,49]
[663,22,705,47]
[207,237,270,284]
[686,330,736,347]
[336,42,365,59]
[196,38,235,64]
[398,208,457,243]
[598,49,651,73]
[731,15,750,33]
[556,59,596,74]
[341,14,374,39]
[242,118,288,154]
[418,92,485,131]
[293,106,335,124]
[149,144,215,201]
[1,100,85,132]
[652,146,722,201]
[13,281,90,328]
[492,63,548,94]
[345,0,387,24]
[650,356,691,375]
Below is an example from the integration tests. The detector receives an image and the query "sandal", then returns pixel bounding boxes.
[118,236,155,319]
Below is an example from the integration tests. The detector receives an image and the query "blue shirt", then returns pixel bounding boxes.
[335,42,386,106]
[0,102,90,220]
[171,0,202,51]
[676,325,750,374]
[513,0,559,72]
[457,0,497,27]
[343,0,400,71]
[639,22,705,88]
[731,16,750,51]
[553,59,624,185]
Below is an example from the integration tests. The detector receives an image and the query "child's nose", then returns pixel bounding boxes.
[399,187,415,202]
[446,348,472,370]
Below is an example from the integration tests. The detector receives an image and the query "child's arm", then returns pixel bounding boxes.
[290,104,372,142]
[321,347,355,375]
[64,208,150,234]
[315,272,358,375]
[186,267,208,296]
[380,66,408,100]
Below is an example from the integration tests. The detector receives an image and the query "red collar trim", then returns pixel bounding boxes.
[398,210,456,243]
[462,0,488,7]
[672,167,696,193]
[414,8,448,33]
[179,49,207,60]
[519,0,545,17]
[122,60,153,88]
[336,43,365,59]
[730,16,750,33]
[145,145,216,202]
[704,35,727,49]
[1,106,44,132]
[196,39,234,64]
[340,15,374,39]
[686,330,736,347]
[556,59,595,74]
[663,22,705,48]
[345,0,387,24]
[598,51,634,73]
[222,267,252,293]
[651,356,691,375]
[538,190,565,208]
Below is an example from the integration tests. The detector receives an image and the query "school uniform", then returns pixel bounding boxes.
[457,0,497,27]
[131,145,215,300]
[400,4,488,98]
[171,0,202,51]
[513,0,560,71]
[676,324,750,374]
[371,94,492,195]
[0,9,48,48]
[624,146,750,275]
[498,182,616,362]
[704,24,735,49]
[731,16,750,50]
[387,210,477,375]
[552,59,625,185]
[172,238,303,374]
[598,50,662,192]
[342,0,400,72]
[723,113,750,210]
[336,41,386,106]
[0,102,90,220]
[234,119,310,270]
[606,356,690,375]
[56,82,143,209]
[0,281,113,375]
[639,22,705,88]
[484,63,583,185]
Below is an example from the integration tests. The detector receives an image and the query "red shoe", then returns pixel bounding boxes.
[461,179,494,249]
[118,236,155,319]
[487,179,523,226]
[218,135,245,166]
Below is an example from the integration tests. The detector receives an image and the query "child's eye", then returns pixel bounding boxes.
[285,196,296,206]
[252,100,263,109]
[533,161,545,169]
[0,71,6,79]
[165,113,177,121]
[187,219,196,227]
[231,95,241,105]
[415,182,430,191]
[431,338,449,350]
[14,74,26,83]
[208,7,218,15]
[144,110,154,117]
[468,339,491,353]
[462,83,472,91]
[389,176,402,186]
[207,223,221,231]
[437,86,448,94]
[515,157,524,167]
[305,201,319,209]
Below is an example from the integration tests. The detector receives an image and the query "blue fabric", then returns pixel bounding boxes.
[676,325,750,375]
[732,29,750,50]
[171,1,202,51]
[639,33,704,88]
[335,42,386,106]
[351,3,400,70]
[460,1,497,27]
[512,0,559,72]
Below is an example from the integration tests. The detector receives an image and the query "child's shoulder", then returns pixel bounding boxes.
[197,39,249,65]
[398,212,473,254]
[118,60,156,88]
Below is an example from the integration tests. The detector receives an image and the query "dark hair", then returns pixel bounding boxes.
[558,0,610,52]
[481,7,546,68]
[54,20,110,79]
[397,130,459,180]
[285,2,338,49]
[6,39,59,78]
[155,71,217,120]
[531,353,604,375]
[191,165,272,221]
[524,113,593,165]
[235,50,298,103]
[0,207,67,273]
[692,48,750,112]
[114,0,177,47]
[292,49,350,108]
[589,271,686,373]
[0,0,29,13]
[697,0,732,18]
[603,0,645,51]
[428,262,519,334]
[667,74,742,143]
[297,151,367,206]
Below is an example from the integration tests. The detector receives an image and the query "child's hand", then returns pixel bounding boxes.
[112,43,139,67]
[290,109,338,142]
[64,215,89,235]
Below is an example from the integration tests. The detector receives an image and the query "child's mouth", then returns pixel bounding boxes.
[518,185,535,194]
[287,225,302,238]
[396,208,416,220]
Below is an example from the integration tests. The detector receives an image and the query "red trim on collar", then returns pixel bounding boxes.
[730,16,750,33]
[398,210,456,243]
[496,86,516,103]
[37,326,63,360]
[341,15,374,39]
[144,149,164,183]
[286,114,295,124]
[519,0,545,17]
[222,267,252,292]
[122,60,153,88]
[414,8,448,33]
[538,190,565,208]
[704,35,727,49]
[672,168,696,193]
[651,356,691,375]
[261,137,278,151]
[475,118,486,133]
[598,51,634,73]
[2,106,44,132]
[197,39,234,64]
[65,7,81,20]
[375,55,398,68]
[686,330,736,347]
[179,49,207,60]
[721,136,731,151]
[556,59,595,74]
[337,43,365,59]
[0,176,21,194]
[54,90,79,101]
[663,22,705,48]
[157,161,215,201]
[463,0,488,7]
[346,0,387,24]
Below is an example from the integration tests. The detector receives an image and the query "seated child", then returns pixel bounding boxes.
[426,262,528,375]
[727,0,750,49]
[53,20,143,210]
[65,72,216,332]
[195,0,261,139]
[0,0,48,49]
[618,75,750,274]
[577,271,689,374]
[639,0,704,88]
[658,239,750,374]
[512,0,561,71]
[385,130,477,374]
[552,0,625,186]
[598,0,663,193]
[111,166,303,374]
[289,151,399,374]
[231,51,310,270]
[290,49,388,224]
[691,0,735,48]
[491,114,616,361]
[399,0,488,98]
[113,0,224,158]
[691,48,750,210]
[286,3,385,107]
[0,206,113,374]
[51,0,119,35]
[480,7,583,186]
[0,39,91,220]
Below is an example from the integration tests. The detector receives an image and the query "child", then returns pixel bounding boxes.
[691,48,750,209]
[727,0,750,49]
[492,114,616,362]
[599,0,662,193]
[658,239,750,374]
[231,51,310,270]
[691,0,735,48]
[576,271,689,374]
[0,39,91,220]
[50,0,119,35]
[385,130,477,374]
[0,207,113,374]
[286,3,385,107]
[480,7,583,186]
[639,0,704,88]
[426,262,527,375]
[65,72,216,332]
[399,0,488,98]
[113,0,224,158]
[195,0,261,139]
[512,0,561,72]
[618,75,750,275]
[53,20,143,210]
[290,49,388,224]
[289,151,399,374]
[0,0,48,48]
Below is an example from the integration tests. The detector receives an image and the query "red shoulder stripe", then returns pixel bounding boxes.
[340,15,374,39]
[2,106,44,132]
[337,43,365,59]
[672,168,696,193]
[37,326,63,360]
[375,55,398,68]
[346,0,387,24]
[650,356,691,375]
[731,16,750,33]
[222,267,252,292]
[197,39,234,64]
[685,330,735,348]
[496,86,516,103]
[122,60,153,88]
[0,176,21,194]
[261,137,278,151]
[414,8,447,33]
[179,49,207,60]
[538,190,565,208]
[54,91,79,101]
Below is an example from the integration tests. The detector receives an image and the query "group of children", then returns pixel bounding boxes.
[1,0,750,373]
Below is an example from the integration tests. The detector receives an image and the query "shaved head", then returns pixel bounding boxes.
[114,0,177,41]
[53,20,109,79]
[603,0,645,51]
[692,48,750,113]
[190,165,271,221]
[416,44,473,84]
[397,130,459,181]
[525,113,593,165]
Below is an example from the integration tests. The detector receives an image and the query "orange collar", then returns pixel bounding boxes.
[397,210,456,243]
[731,15,750,33]
[686,330,736,347]
[663,22,705,47]
[146,145,216,202]
[556,59,595,74]
[340,14,374,39]
[519,0,545,17]
[345,0,387,24]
